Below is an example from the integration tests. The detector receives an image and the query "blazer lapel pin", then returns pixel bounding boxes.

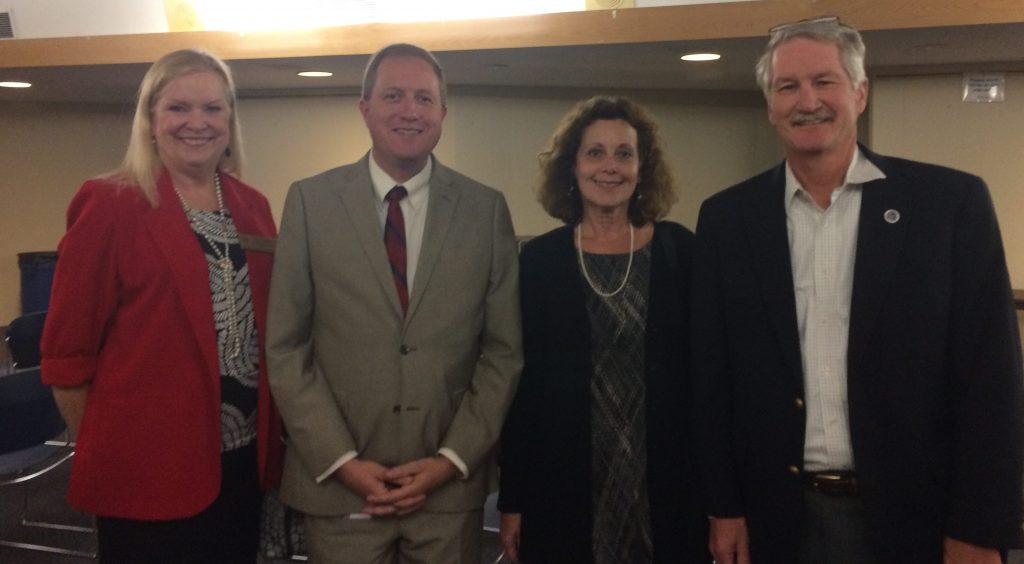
[884,209,901,224]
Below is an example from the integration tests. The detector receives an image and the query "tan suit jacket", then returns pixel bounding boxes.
[267,154,522,515]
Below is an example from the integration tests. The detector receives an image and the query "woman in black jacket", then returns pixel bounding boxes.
[498,96,710,564]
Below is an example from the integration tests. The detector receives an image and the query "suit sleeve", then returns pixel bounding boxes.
[498,239,547,513]
[41,182,125,388]
[944,177,1023,548]
[691,200,745,517]
[438,192,523,475]
[266,182,359,478]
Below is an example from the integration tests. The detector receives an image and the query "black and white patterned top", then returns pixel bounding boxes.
[583,243,654,564]
[187,209,259,453]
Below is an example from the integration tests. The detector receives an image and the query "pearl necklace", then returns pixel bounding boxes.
[576,222,634,298]
[173,173,242,359]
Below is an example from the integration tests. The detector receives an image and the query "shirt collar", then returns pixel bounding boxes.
[368,153,432,206]
[785,146,886,205]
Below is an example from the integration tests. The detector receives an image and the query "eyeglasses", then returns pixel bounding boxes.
[769,15,840,36]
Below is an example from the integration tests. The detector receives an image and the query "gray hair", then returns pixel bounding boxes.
[755,17,866,99]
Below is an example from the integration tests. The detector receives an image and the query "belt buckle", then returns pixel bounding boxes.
[808,471,858,497]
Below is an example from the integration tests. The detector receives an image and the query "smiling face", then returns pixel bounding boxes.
[150,70,231,178]
[359,55,447,182]
[767,37,867,163]
[574,118,640,218]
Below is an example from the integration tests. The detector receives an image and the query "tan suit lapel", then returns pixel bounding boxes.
[337,154,407,319]
[408,160,459,322]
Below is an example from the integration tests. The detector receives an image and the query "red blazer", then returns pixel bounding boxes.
[41,170,283,520]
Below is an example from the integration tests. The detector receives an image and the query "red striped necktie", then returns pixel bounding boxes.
[384,185,409,315]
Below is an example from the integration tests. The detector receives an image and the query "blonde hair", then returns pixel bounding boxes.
[104,49,243,207]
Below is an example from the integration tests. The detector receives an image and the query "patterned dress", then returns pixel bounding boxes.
[581,243,654,564]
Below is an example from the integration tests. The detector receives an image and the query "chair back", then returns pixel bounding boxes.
[6,311,46,369]
[0,367,65,455]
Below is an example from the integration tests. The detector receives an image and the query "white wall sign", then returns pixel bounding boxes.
[962,73,1006,103]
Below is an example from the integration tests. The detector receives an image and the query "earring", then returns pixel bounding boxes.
[568,183,576,194]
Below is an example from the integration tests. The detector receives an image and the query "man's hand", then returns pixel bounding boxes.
[499,513,522,561]
[364,456,458,516]
[709,516,751,564]
[334,459,395,513]
[943,537,1001,564]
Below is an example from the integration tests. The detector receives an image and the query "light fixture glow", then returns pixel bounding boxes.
[193,0,581,32]
[680,53,721,62]
[297,71,333,78]
[0,81,32,88]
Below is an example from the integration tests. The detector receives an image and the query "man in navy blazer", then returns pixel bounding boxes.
[692,17,1023,564]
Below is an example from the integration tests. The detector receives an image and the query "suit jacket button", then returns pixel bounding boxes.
[794,397,805,409]
[400,345,411,354]
[788,465,800,475]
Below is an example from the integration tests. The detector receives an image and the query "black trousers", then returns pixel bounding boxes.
[96,443,260,564]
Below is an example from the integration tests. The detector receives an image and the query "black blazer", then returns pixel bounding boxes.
[691,146,1023,563]
[499,221,710,564]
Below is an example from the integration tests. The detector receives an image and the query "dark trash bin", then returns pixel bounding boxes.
[18,251,58,314]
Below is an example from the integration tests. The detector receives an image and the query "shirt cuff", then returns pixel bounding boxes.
[438,448,469,480]
[316,450,358,483]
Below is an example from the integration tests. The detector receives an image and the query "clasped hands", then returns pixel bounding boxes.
[335,455,458,516]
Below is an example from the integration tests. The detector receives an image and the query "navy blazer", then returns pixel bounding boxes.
[691,146,1023,563]
[499,221,710,564]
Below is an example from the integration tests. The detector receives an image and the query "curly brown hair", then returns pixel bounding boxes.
[537,96,677,226]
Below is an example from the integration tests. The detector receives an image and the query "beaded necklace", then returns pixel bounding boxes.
[173,173,242,359]
[575,222,635,298]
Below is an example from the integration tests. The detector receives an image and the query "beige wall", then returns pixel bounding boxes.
[0,103,130,323]
[0,90,776,323]
[870,72,1024,289]
[239,91,778,233]
[4,74,1024,325]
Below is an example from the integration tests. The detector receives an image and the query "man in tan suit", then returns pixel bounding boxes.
[267,43,522,563]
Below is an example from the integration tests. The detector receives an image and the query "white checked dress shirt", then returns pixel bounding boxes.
[785,147,885,472]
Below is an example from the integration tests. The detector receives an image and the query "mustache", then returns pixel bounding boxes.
[790,110,834,125]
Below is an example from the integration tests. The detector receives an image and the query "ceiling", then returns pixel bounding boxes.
[1,22,1023,105]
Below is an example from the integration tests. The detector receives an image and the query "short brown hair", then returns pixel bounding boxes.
[537,96,676,226]
[361,43,447,106]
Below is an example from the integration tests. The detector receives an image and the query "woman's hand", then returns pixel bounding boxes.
[51,384,90,440]
[499,512,522,562]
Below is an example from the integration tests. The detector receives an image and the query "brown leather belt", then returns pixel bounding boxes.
[803,470,859,497]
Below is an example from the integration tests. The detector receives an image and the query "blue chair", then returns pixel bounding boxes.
[6,310,45,369]
[1,312,95,559]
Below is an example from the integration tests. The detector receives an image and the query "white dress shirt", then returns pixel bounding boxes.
[785,147,885,471]
[368,154,431,294]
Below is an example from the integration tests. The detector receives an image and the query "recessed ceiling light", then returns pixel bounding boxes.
[297,71,333,78]
[680,53,721,62]
[0,81,32,88]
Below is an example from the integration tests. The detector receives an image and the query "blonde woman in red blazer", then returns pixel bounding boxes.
[41,49,282,563]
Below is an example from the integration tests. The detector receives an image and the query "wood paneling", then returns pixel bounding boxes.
[2,0,1023,69]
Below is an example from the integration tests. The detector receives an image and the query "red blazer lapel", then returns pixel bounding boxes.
[144,170,220,384]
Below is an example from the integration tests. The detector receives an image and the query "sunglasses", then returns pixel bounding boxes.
[769,15,841,36]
